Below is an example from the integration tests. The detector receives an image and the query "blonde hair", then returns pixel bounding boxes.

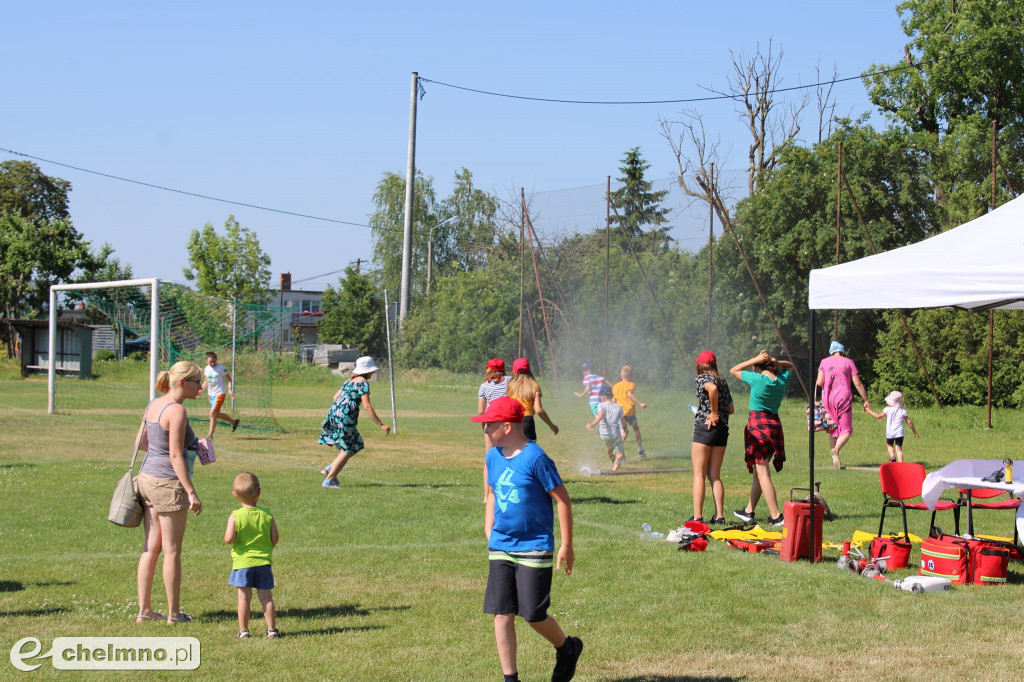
[233,472,260,503]
[620,365,633,381]
[507,371,540,403]
[155,361,202,394]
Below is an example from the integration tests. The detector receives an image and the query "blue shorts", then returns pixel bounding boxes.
[209,394,226,411]
[229,564,274,589]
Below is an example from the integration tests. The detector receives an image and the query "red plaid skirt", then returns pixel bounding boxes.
[743,410,785,473]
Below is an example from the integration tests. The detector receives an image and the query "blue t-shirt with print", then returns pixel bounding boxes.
[486,441,564,552]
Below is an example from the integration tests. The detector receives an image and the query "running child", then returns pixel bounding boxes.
[864,390,919,463]
[612,365,648,458]
[224,472,279,639]
[586,385,627,471]
[472,397,582,682]
[202,351,240,437]
[574,362,604,417]
[318,356,390,489]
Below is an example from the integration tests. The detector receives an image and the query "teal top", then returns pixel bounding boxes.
[741,368,791,414]
[231,506,274,569]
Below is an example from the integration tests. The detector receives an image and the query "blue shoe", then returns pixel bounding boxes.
[322,479,340,489]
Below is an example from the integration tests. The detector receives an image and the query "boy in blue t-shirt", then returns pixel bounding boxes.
[471,397,583,682]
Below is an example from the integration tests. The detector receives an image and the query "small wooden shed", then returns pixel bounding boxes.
[10,319,94,379]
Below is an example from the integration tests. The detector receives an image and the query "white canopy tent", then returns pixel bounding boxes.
[799,194,1024,561]
[809,193,1024,312]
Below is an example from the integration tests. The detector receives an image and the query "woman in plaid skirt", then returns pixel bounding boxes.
[729,351,794,527]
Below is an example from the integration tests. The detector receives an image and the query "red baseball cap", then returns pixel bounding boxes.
[487,358,506,372]
[695,350,717,364]
[470,396,524,423]
[512,358,530,374]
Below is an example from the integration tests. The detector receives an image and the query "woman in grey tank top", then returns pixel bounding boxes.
[134,360,204,625]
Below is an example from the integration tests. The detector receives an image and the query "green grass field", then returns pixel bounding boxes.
[2,361,1023,680]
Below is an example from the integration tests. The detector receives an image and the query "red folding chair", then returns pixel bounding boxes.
[957,487,1021,542]
[878,462,958,540]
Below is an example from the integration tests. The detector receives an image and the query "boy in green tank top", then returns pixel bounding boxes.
[224,472,280,638]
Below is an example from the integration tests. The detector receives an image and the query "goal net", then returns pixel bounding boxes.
[52,280,290,433]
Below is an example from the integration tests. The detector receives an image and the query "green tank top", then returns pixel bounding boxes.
[231,506,274,569]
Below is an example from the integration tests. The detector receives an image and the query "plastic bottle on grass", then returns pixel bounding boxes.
[640,523,664,540]
[688,404,698,415]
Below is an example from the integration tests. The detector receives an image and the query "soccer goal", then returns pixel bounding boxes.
[48,279,289,433]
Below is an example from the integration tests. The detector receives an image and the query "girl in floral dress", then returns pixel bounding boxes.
[318,356,390,489]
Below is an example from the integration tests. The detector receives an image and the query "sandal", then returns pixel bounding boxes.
[266,629,279,639]
[322,478,340,489]
[320,465,331,478]
[167,611,193,624]
[135,611,164,623]
[830,448,842,470]
[232,419,241,433]
[236,630,251,638]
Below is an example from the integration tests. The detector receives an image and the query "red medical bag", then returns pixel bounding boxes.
[919,534,970,584]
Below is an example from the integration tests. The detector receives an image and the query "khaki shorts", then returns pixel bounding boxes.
[137,472,189,513]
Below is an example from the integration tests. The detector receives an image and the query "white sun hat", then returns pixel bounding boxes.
[353,356,380,375]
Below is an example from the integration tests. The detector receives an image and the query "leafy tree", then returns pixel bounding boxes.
[709,119,938,384]
[183,215,271,305]
[608,147,671,249]
[369,171,437,299]
[436,168,499,275]
[863,0,1024,223]
[0,212,95,354]
[0,160,71,224]
[318,266,386,358]
[874,309,1024,408]
[398,267,519,373]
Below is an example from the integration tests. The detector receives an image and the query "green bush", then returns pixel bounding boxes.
[94,349,116,361]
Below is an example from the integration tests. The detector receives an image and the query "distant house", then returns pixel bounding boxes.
[272,273,325,348]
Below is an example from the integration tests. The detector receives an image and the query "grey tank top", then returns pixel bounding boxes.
[139,401,197,479]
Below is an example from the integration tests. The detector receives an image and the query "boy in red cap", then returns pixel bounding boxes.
[472,396,582,682]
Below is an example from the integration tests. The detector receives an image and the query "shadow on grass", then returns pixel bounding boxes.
[279,624,386,637]
[1,579,76,592]
[0,463,35,470]
[610,676,746,681]
[0,607,68,617]
[572,496,640,505]
[200,603,411,622]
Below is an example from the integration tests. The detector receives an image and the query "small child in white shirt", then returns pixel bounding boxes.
[865,390,919,463]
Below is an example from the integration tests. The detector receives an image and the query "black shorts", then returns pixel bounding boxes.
[886,436,905,446]
[483,556,552,622]
[624,414,639,428]
[522,415,538,442]
[692,422,729,447]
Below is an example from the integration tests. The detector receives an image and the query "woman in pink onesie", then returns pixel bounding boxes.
[816,341,869,469]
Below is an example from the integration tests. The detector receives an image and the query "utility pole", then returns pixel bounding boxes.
[399,72,419,322]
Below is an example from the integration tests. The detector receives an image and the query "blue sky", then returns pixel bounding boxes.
[4,2,910,291]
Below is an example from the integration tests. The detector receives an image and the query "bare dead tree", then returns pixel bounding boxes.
[719,41,809,196]
[659,112,733,226]
[815,60,839,143]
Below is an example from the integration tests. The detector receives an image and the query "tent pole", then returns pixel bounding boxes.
[808,308,817,561]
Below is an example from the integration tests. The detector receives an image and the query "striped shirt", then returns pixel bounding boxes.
[582,374,605,404]
[477,377,510,408]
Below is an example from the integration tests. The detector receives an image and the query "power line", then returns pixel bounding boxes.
[0,146,376,230]
[420,34,1024,105]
